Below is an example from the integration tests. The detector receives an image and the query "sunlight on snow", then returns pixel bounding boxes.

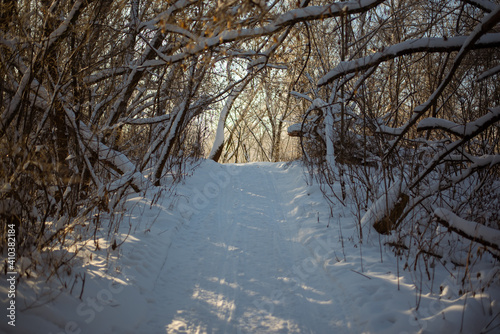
[212,242,240,252]
[191,284,236,319]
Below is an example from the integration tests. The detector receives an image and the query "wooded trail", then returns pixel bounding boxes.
[141,163,353,333]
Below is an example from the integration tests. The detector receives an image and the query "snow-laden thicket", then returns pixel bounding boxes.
[293,0,500,314]
[1,0,500,332]
[0,0,399,281]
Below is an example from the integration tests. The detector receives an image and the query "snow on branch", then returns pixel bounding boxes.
[156,23,197,40]
[45,0,86,48]
[476,64,500,81]
[0,0,87,138]
[417,118,465,136]
[141,0,197,29]
[445,154,500,186]
[469,154,500,168]
[318,33,500,86]
[121,113,172,125]
[462,106,500,136]
[275,0,386,26]
[73,116,152,191]
[87,132,152,191]
[384,7,500,157]
[434,208,500,251]
[143,0,386,68]
[290,91,313,102]
[209,76,252,162]
[463,0,498,13]
[376,124,405,136]
[361,181,409,234]
[410,107,500,189]
[83,68,129,85]
[418,108,500,137]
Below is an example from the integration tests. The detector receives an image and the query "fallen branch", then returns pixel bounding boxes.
[350,269,371,279]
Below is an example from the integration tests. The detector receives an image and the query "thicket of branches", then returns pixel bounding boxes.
[293,0,500,293]
[0,0,275,278]
[1,0,499,295]
[0,0,373,279]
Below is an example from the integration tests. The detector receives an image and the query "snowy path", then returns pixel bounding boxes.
[141,163,352,333]
[6,161,499,334]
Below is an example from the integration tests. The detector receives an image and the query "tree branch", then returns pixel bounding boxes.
[434,208,500,251]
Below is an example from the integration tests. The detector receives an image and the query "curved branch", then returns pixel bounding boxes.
[318,33,500,86]
[141,0,387,68]
[434,208,500,251]
[462,0,497,12]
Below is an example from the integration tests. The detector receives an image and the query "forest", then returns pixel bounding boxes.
[1,0,500,332]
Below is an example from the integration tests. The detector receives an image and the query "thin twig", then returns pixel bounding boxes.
[350,269,371,279]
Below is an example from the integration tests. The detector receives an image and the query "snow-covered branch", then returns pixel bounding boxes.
[142,0,386,68]
[318,33,500,86]
[0,0,87,137]
[417,109,500,137]
[274,0,386,26]
[476,64,500,81]
[416,118,466,137]
[410,107,500,189]
[121,113,172,126]
[434,208,500,251]
[382,7,500,156]
[64,106,152,192]
[462,0,498,12]
[209,76,252,162]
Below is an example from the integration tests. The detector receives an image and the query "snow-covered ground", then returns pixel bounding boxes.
[1,161,499,333]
